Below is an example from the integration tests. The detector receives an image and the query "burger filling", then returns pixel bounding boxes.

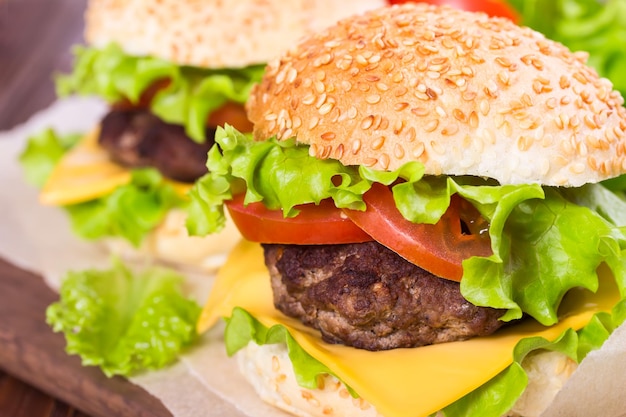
[264,241,507,351]
[98,108,215,183]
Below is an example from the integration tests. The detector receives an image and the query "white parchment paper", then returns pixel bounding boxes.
[1,98,625,417]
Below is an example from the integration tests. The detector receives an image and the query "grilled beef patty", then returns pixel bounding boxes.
[263,241,508,351]
[99,108,214,182]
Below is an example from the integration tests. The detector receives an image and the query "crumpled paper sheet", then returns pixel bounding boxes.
[1,97,625,417]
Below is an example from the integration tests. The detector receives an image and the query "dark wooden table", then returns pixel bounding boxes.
[0,1,171,416]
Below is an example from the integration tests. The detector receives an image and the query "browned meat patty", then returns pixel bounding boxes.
[263,241,508,351]
[98,108,214,183]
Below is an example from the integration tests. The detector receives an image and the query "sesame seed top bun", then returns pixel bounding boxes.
[247,3,626,186]
[84,0,386,70]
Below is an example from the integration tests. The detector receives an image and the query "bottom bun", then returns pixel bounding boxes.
[103,208,241,272]
[236,341,577,417]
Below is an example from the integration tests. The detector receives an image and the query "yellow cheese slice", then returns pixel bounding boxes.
[198,240,620,417]
[40,128,192,206]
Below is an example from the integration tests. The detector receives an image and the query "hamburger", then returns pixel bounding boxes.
[188,3,626,416]
[19,0,385,271]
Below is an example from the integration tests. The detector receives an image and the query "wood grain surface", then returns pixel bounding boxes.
[0,257,173,417]
[0,0,173,416]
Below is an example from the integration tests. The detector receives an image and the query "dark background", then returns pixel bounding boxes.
[0,0,85,131]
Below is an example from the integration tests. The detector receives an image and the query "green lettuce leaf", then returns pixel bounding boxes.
[187,127,626,325]
[64,168,187,246]
[56,43,265,142]
[19,129,81,187]
[223,303,626,417]
[224,307,348,393]
[46,259,201,377]
[506,0,626,96]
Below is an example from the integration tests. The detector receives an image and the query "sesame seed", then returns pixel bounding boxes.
[361,115,374,130]
[319,102,334,115]
[334,143,345,159]
[495,56,512,67]
[517,135,533,151]
[406,126,417,142]
[394,102,409,112]
[469,111,479,128]
[321,132,336,141]
[394,86,408,97]
[431,140,445,154]
[412,142,425,157]
[555,115,564,130]
[314,80,325,94]
[315,92,327,109]
[379,153,390,169]
[435,106,447,118]
[394,143,406,158]
[393,119,405,134]
[366,94,382,104]
[282,394,293,406]
[453,109,466,123]
[411,107,429,117]
[376,82,389,92]
[358,83,371,92]
[573,71,588,85]
[503,120,512,136]
[569,162,586,174]
[287,67,298,84]
[497,71,510,86]
[424,119,439,132]
[479,99,490,116]
[372,136,385,150]
[392,72,404,83]
[308,116,320,130]
[364,157,378,167]
[442,123,459,136]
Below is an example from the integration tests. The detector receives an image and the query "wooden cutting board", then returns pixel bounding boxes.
[0,257,173,417]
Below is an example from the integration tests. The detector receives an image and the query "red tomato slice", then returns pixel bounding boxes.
[342,183,492,281]
[206,101,253,133]
[389,0,519,22]
[225,194,373,244]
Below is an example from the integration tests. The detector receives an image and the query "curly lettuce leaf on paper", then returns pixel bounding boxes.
[47,259,201,377]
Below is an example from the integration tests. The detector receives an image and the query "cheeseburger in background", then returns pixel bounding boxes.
[188,3,626,417]
[20,0,385,271]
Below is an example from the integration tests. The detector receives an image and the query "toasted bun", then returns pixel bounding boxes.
[237,341,577,417]
[84,0,386,69]
[102,209,241,272]
[247,3,626,186]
